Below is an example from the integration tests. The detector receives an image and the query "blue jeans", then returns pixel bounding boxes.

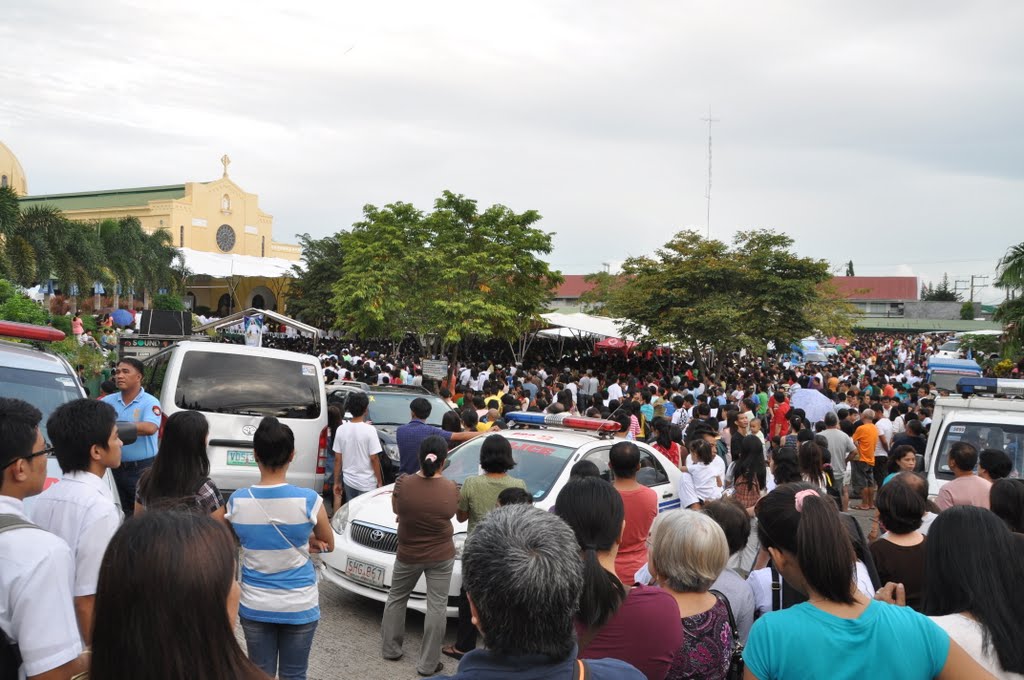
[343,483,368,503]
[240,617,318,680]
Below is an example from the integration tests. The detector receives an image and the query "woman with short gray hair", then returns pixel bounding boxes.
[648,509,734,680]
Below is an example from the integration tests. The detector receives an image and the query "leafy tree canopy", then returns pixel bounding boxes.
[330,191,562,356]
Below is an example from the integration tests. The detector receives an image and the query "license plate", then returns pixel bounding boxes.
[346,558,385,587]
[226,450,257,467]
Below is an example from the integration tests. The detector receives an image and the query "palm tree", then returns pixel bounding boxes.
[100,217,146,309]
[139,228,177,308]
[996,243,1024,291]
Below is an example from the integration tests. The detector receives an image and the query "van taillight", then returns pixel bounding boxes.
[316,426,328,474]
[158,412,167,440]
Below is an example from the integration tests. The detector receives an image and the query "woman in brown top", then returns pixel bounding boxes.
[870,474,928,611]
[380,435,458,676]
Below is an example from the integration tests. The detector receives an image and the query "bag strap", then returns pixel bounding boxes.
[0,513,38,535]
[245,490,310,565]
[770,565,782,612]
[709,589,740,646]
[571,659,588,680]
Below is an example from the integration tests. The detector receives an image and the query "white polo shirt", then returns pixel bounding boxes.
[28,470,123,597]
[0,495,83,677]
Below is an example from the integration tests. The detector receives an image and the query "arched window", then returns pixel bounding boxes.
[252,294,266,310]
[217,293,234,316]
[1,175,7,188]
[179,225,185,247]
[221,194,231,211]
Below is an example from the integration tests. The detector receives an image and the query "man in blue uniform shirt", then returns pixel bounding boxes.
[101,357,161,515]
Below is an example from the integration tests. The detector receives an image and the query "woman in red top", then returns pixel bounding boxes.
[651,417,681,468]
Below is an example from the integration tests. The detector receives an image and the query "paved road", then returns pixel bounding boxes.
[239,507,876,680]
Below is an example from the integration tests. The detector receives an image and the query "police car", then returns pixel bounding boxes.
[0,321,121,509]
[320,412,683,616]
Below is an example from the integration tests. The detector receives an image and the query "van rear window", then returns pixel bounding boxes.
[174,352,321,419]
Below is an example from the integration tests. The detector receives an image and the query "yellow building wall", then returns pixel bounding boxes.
[59,177,300,261]
[0,141,29,195]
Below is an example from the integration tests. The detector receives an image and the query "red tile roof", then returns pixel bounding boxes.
[830,276,918,301]
[554,274,595,298]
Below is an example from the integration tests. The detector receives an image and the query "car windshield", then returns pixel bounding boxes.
[0,366,82,440]
[367,393,449,426]
[174,352,321,419]
[933,421,1024,478]
[443,435,577,502]
[939,341,960,351]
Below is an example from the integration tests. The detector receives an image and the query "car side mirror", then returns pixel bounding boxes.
[117,422,139,446]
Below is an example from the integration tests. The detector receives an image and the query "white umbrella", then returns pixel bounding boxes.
[789,385,835,426]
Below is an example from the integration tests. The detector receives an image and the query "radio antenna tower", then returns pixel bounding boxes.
[701,107,720,238]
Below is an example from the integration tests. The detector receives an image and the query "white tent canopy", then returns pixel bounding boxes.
[539,312,640,342]
[193,307,322,338]
[178,248,296,279]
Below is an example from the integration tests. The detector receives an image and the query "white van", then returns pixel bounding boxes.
[924,378,1024,499]
[142,341,328,493]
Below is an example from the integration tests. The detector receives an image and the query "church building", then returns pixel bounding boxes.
[4,140,301,316]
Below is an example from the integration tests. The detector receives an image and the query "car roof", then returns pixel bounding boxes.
[368,384,431,394]
[165,340,321,364]
[0,339,75,375]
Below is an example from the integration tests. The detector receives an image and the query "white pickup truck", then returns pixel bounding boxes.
[924,378,1024,498]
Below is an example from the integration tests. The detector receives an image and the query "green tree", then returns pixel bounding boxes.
[845,260,855,276]
[330,191,561,359]
[996,243,1024,291]
[0,279,47,325]
[960,301,976,320]
[579,271,624,315]
[922,273,961,302]
[596,229,853,375]
[994,242,1024,357]
[287,232,347,329]
[138,228,178,307]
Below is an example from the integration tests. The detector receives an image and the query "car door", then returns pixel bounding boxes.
[580,444,680,512]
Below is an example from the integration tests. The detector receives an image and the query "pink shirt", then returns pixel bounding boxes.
[71,317,84,335]
[935,474,991,511]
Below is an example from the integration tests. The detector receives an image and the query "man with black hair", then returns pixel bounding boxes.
[936,442,991,511]
[395,398,481,476]
[29,399,122,645]
[101,357,161,515]
[0,397,86,679]
[979,448,1013,482]
[608,441,657,586]
[331,391,383,506]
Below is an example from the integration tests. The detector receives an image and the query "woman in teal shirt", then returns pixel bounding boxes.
[743,483,987,680]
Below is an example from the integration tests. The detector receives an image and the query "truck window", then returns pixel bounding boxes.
[933,421,1024,479]
[174,352,322,419]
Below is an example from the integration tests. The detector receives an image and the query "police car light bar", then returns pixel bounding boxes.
[957,378,1024,398]
[505,411,621,433]
[0,320,66,343]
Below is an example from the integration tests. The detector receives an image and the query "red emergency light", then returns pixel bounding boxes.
[0,320,66,342]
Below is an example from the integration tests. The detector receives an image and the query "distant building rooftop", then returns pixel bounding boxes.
[555,274,595,299]
[19,185,188,211]
[831,276,918,301]
[853,318,1001,332]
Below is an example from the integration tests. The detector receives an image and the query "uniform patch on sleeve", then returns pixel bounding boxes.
[153,405,162,417]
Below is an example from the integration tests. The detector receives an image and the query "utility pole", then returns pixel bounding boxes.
[954,279,969,299]
[970,274,989,303]
[701,107,719,239]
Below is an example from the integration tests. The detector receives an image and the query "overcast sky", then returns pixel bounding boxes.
[3,1,1021,303]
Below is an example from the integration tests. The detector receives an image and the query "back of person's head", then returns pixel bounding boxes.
[702,498,751,557]
[253,417,294,470]
[461,408,479,429]
[0,397,43,470]
[462,504,582,661]
[440,410,463,434]
[948,441,978,471]
[650,509,728,593]
[990,478,1024,533]
[47,398,117,474]
[980,449,1013,480]
[327,404,343,430]
[608,440,641,479]
[875,476,925,534]
[144,410,211,505]
[410,397,432,420]
[922,506,1024,674]
[418,435,448,477]
[497,487,533,506]
[479,435,516,473]
[756,482,855,604]
[824,411,838,427]
[688,438,715,466]
[568,459,601,480]
[798,441,824,484]
[733,435,766,490]
[771,446,802,485]
[554,477,626,628]
[906,419,923,436]
[347,391,370,418]
[91,511,263,680]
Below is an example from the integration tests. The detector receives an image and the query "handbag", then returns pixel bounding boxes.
[709,589,744,680]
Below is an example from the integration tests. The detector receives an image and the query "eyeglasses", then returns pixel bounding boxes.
[3,446,53,469]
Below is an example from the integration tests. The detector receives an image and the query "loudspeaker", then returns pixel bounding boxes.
[139,310,191,336]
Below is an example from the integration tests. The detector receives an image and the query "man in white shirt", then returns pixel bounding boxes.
[1,397,86,679]
[29,399,123,646]
[606,375,624,404]
[872,403,894,489]
[332,391,383,505]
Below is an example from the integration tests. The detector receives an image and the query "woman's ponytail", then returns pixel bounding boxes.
[417,435,449,477]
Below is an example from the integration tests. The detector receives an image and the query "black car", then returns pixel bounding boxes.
[326,383,454,483]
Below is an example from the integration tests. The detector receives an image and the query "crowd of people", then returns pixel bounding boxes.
[3,331,1024,679]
